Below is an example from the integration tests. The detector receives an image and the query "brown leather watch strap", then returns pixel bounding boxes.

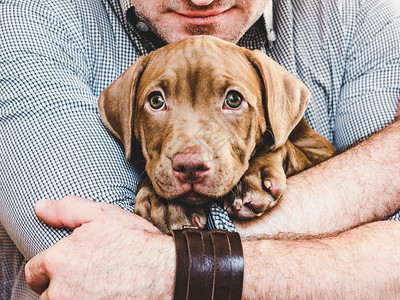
[173,229,190,300]
[226,231,244,300]
[186,230,214,300]
[171,228,243,300]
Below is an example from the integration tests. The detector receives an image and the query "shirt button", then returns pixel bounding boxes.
[136,21,150,32]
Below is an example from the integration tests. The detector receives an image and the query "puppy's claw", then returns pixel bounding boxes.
[263,179,284,201]
[264,179,272,190]
[243,196,251,205]
[192,213,205,229]
[234,199,243,210]
[223,199,229,210]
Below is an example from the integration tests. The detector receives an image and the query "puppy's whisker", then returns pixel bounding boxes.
[265,127,274,140]
[139,169,147,178]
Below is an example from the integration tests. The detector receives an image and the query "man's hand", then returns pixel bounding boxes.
[25,196,175,299]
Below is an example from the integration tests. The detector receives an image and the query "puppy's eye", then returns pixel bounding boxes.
[148,92,165,111]
[224,91,243,109]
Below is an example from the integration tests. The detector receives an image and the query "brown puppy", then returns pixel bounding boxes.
[98,36,335,234]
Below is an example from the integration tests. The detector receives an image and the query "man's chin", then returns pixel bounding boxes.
[153,23,242,44]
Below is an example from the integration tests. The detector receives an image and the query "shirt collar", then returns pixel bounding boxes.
[119,0,276,52]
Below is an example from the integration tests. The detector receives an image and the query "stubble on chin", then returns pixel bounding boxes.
[184,24,220,36]
[156,23,243,44]
[137,9,251,44]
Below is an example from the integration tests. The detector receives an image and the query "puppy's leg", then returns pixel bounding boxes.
[134,177,207,234]
[227,121,335,219]
[288,118,336,168]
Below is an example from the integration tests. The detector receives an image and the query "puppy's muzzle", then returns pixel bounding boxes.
[172,146,212,184]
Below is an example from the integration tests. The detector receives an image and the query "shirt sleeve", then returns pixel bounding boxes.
[334,0,400,151]
[0,1,141,259]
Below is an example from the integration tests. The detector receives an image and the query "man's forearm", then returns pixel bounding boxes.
[242,221,400,299]
[26,197,400,299]
[236,120,400,237]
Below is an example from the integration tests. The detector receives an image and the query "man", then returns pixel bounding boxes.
[1,0,400,298]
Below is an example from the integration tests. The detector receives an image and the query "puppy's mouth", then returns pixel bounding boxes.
[152,174,218,204]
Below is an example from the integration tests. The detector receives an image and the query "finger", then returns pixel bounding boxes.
[25,253,50,295]
[397,98,400,118]
[36,196,162,234]
[35,195,104,230]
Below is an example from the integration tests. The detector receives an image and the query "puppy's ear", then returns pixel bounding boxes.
[98,56,148,161]
[246,50,310,150]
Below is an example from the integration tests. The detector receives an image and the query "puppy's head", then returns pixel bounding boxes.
[99,36,309,204]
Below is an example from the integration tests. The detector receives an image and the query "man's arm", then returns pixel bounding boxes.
[242,220,400,299]
[25,197,400,299]
[235,119,400,237]
[0,0,139,259]
[235,0,400,237]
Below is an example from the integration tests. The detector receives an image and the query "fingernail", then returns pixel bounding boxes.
[243,196,251,204]
[35,199,53,210]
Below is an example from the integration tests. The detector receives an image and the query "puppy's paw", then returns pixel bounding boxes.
[134,178,207,234]
[225,167,286,219]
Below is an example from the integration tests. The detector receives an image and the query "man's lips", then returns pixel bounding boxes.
[172,8,234,25]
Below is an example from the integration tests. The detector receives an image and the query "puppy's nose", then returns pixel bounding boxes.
[172,149,212,183]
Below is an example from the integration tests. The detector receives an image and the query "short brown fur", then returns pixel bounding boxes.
[98,36,335,234]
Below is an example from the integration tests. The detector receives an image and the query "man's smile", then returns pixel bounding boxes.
[171,7,235,25]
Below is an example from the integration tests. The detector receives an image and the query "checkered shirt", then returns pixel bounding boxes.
[1,0,400,298]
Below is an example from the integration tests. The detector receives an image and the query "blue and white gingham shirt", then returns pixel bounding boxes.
[1,0,400,298]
